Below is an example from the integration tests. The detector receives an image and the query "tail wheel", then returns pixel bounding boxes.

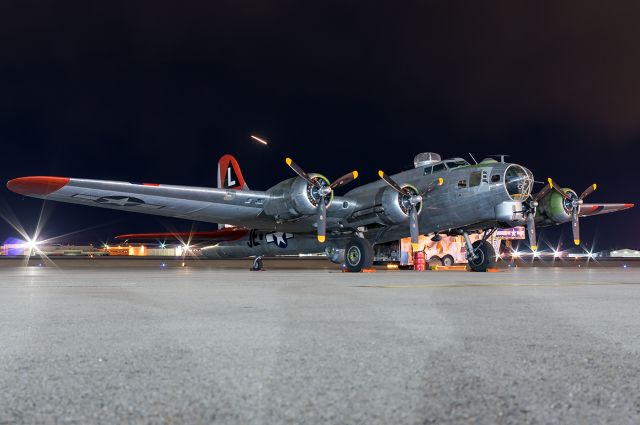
[250,257,264,271]
[345,237,373,272]
[468,241,496,272]
[441,254,455,266]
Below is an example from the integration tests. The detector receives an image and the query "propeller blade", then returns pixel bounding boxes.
[409,206,419,249]
[548,178,571,200]
[579,184,597,200]
[533,182,551,202]
[420,177,444,197]
[285,157,318,187]
[330,171,359,189]
[317,198,327,243]
[526,213,537,251]
[378,170,407,195]
[572,209,580,245]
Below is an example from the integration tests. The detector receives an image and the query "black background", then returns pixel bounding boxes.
[1,1,638,250]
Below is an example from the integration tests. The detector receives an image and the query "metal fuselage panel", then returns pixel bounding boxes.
[341,162,528,244]
[201,230,348,259]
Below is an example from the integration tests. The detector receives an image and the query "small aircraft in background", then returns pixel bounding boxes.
[7,152,633,272]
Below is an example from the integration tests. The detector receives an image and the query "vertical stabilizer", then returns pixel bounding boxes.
[217,154,249,191]
[217,154,248,229]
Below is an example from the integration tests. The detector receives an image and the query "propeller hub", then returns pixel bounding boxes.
[398,185,422,215]
[306,174,333,207]
[319,186,332,197]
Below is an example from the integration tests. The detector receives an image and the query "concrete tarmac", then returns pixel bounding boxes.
[0,266,639,424]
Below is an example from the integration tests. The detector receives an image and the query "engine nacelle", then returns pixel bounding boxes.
[264,175,333,220]
[536,188,576,224]
[377,184,421,225]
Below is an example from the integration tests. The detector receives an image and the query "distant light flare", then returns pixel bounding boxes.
[250,135,268,145]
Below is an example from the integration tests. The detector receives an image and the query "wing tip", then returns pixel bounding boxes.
[6,176,70,196]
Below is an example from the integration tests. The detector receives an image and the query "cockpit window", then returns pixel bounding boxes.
[432,163,446,173]
[445,160,469,170]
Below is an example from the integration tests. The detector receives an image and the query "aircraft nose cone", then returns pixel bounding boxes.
[6,176,70,196]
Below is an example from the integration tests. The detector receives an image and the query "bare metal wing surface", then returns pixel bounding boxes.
[6,176,268,226]
[579,203,634,217]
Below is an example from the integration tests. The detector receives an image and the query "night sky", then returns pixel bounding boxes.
[1,1,638,250]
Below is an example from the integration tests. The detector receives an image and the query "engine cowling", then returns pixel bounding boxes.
[378,184,422,224]
[536,187,576,224]
[264,174,333,220]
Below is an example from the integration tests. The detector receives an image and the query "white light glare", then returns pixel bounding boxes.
[512,250,520,258]
[553,250,561,258]
[250,135,268,145]
[24,238,40,250]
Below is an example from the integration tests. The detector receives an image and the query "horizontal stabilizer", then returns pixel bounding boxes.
[115,227,248,242]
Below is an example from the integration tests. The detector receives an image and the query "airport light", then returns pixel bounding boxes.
[21,237,41,250]
[159,243,166,249]
[553,250,561,258]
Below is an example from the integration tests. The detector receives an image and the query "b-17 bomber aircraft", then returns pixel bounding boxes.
[6,152,633,272]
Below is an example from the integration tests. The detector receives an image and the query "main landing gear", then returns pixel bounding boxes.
[463,230,497,272]
[344,237,374,273]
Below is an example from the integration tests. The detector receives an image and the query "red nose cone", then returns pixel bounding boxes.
[6,176,70,196]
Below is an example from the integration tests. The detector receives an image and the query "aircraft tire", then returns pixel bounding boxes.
[344,238,373,272]
[468,241,496,272]
[250,257,264,271]
[441,254,455,266]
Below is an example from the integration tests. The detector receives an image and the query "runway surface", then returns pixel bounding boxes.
[1,266,639,424]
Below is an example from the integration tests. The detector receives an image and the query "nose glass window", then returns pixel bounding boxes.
[505,165,533,200]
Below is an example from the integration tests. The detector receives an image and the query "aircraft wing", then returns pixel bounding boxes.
[579,203,634,217]
[6,176,269,225]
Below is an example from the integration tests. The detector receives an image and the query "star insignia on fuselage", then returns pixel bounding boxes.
[265,232,293,248]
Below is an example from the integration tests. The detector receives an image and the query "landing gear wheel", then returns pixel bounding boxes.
[441,254,455,267]
[344,238,373,272]
[467,241,496,272]
[250,256,264,271]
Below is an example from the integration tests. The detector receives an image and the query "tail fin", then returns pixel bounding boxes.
[217,154,249,191]
[217,154,248,229]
